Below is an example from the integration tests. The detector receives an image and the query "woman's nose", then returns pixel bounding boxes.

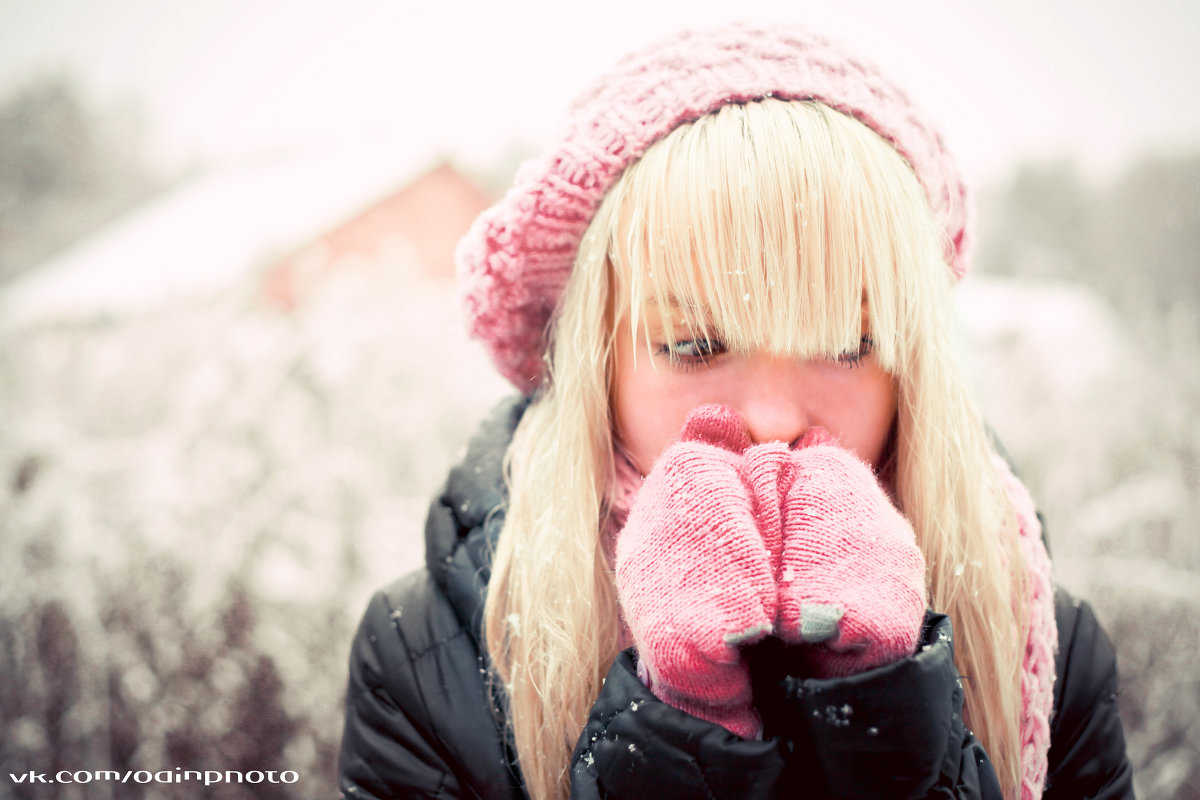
[736,356,811,447]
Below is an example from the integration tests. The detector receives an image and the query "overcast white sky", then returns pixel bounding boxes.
[2,0,1198,184]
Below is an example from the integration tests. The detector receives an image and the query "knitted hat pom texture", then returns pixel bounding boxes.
[456,24,970,391]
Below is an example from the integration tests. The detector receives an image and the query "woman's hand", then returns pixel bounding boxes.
[615,405,776,739]
[775,427,927,677]
[615,405,926,740]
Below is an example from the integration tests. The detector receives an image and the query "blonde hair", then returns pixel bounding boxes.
[485,99,1027,800]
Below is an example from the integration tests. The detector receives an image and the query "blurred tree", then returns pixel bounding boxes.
[1095,154,1200,331]
[977,159,1092,283]
[977,151,1200,340]
[0,79,96,202]
[0,76,163,282]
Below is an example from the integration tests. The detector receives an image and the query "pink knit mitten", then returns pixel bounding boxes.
[615,405,776,738]
[776,428,926,677]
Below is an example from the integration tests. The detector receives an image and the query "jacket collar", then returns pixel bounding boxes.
[424,395,530,646]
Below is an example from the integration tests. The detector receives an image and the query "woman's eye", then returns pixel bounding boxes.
[657,337,727,369]
[835,336,875,367]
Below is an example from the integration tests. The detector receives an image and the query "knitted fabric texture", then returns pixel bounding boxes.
[776,427,927,677]
[994,456,1057,800]
[615,405,775,739]
[615,406,927,737]
[457,23,971,391]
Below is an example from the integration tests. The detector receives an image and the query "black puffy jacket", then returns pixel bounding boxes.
[338,397,1135,799]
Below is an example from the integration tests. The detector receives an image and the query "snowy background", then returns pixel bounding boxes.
[1,2,1198,798]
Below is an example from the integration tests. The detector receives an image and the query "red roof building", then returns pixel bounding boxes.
[263,161,493,310]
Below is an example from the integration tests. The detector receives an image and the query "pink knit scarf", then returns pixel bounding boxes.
[994,457,1057,800]
[607,452,1057,798]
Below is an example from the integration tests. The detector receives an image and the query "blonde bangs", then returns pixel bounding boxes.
[598,98,947,374]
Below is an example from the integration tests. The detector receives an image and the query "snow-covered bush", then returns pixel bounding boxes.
[0,262,508,799]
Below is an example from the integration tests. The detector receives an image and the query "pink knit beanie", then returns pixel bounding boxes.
[457,23,971,391]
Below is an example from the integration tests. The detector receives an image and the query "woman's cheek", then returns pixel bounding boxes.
[614,365,731,475]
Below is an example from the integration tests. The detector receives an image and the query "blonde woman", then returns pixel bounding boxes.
[338,24,1133,800]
